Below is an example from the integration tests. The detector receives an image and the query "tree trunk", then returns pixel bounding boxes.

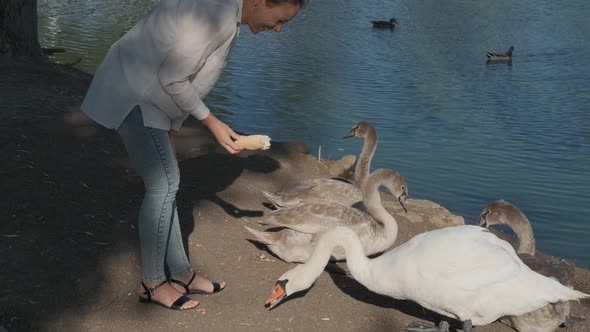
[0,0,42,57]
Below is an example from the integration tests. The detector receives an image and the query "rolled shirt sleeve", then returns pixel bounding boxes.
[158,1,236,121]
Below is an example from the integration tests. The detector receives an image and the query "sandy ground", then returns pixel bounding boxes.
[1,57,589,332]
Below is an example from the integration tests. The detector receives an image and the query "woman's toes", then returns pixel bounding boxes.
[182,299,199,310]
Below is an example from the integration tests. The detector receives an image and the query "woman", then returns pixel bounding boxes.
[81,0,305,310]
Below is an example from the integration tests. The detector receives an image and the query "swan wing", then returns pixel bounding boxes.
[273,223,373,262]
[519,254,575,287]
[379,226,586,325]
[269,178,361,207]
[293,179,360,205]
[300,180,360,205]
[280,178,354,195]
[401,226,524,292]
[246,227,315,263]
[262,204,369,233]
[315,177,354,185]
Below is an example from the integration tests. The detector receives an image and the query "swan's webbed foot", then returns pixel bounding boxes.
[562,315,586,328]
[325,261,351,277]
[438,321,450,331]
[463,319,472,332]
[403,320,450,332]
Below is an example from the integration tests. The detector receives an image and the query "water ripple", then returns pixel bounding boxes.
[38,0,590,267]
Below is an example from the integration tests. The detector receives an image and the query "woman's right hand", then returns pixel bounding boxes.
[201,113,243,154]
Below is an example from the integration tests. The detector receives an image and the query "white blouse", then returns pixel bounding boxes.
[81,0,242,130]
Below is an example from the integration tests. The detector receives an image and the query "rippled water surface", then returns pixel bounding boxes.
[39,0,590,267]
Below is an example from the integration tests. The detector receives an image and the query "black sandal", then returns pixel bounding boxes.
[170,271,225,295]
[139,280,197,310]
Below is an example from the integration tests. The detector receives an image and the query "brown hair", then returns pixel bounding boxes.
[267,0,307,7]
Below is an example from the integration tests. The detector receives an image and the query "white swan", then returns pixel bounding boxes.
[479,199,582,332]
[262,122,378,208]
[265,226,588,332]
[246,168,407,262]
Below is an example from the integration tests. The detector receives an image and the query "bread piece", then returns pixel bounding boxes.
[234,135,271,150]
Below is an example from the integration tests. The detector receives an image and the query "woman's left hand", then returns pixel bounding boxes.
[201,114,243,154]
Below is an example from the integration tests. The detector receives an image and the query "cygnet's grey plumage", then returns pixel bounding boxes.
[263,122,377,208]
[479,199,581,332]
[247,169,407,262]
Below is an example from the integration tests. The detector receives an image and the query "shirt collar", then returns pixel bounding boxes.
[236,0,243,26]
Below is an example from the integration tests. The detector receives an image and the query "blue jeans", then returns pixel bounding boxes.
[117,106,192,282]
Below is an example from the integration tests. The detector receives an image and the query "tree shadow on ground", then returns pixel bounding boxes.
[0,59,281,330]
[176,152,280,254]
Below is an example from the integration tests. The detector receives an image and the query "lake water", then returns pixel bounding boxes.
[38,0,590,267]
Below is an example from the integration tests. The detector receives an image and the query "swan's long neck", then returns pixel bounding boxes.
[355,128,377,189]
[512,215,536,255]
[299,227,374,288]
[363,169,398,239]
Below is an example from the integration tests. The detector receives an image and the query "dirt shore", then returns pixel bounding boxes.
[1,57,589,332]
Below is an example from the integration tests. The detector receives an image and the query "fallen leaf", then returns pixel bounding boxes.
[255,253,274,262]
